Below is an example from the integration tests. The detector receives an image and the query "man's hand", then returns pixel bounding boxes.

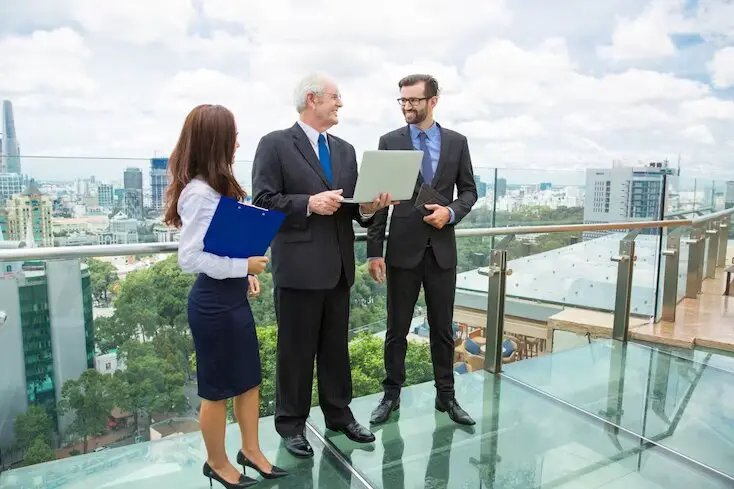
[423,204,451,229]
[308,189,344,215]
[368,257,386,284]
[360,193,396,215]
[247,275,260,297]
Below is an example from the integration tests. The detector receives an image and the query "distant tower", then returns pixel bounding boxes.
[2,100,21,174]
[150,157,169,212]
[123,167,144,220]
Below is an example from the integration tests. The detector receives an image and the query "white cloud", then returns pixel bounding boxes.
[681,124,715,144]
[2,0,732,183]
[69,0,196,46]
[696,0,734,43]
[707,46,734,88]
[679,97,734,120]
[598,0,694,60]
[0,28,94,93]
[463,38,576,105]
[454,116,545,141]
[202,0,511,49]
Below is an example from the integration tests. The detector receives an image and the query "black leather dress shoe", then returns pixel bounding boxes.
[283,434,313,458]
[436,398,475,426]
[370,397,400,425]
[327,421,376,443]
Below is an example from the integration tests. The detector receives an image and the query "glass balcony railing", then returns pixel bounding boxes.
[1,166,733,488]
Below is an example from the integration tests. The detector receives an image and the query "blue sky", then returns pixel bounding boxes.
[0,0,732,186]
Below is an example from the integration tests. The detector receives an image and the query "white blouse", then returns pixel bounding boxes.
[177,178,249,279]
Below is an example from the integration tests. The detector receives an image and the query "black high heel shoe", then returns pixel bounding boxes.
[202,462,258,488]
[236,451,289,479]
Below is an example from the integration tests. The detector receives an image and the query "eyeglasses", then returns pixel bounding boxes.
[397,97,428,106]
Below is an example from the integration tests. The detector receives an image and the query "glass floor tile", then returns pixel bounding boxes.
[0,415,360,489]
[308,370,732,489]
[502,339,734,479]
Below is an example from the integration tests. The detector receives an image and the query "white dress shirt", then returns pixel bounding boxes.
[297,120,373,219]
[177,178,249,280]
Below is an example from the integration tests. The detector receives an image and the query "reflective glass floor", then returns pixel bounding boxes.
[308,342,733,488]
[3,340,733,489]
[0,416,361,489]
[502,340,734,481]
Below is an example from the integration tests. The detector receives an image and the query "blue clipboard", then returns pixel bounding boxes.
[203,196,286,258]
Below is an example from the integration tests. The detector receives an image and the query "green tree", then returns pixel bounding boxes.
[94,315,137,354]
[249,272,276,327]
[87,258,119,306]
[57,370,114,454]
[112,340,188,434]
[191,326,434,418]
[111,255,196,363]
[13,405,54,451]
[23,437,56,466]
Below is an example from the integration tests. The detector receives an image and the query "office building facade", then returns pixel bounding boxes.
[123,168,144,219]
[150,158,168,212]
[5,182,53,247]
[0,259,94,448]
[583,163,674,239]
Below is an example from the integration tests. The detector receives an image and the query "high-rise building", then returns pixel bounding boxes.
[0,257,94,447]
[5,182,53,247]
[726,181,734,210]
[474,175,487,198]
[583,162,674,239]
[2,100,21,174]
[496,178,507,198]
[98,183,114,209]
[0,172,23,203]
[150,158,169,212]
[123,167,143,219]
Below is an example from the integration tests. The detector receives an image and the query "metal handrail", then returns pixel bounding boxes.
[0,217,708,262]
[691,207,734,225]
[1,209,731,262]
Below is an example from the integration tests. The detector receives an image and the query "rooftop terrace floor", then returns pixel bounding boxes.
[3,339,732,489]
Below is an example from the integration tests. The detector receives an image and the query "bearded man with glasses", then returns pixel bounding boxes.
[367,74,478,426]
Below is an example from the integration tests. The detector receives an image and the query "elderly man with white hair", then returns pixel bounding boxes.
[252,74,391,457]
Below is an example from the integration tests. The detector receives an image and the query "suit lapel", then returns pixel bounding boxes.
[290,123,332,189]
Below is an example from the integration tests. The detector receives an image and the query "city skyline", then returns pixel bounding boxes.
[1,1,733,183]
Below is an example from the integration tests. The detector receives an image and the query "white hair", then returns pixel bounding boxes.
[293,73,332,113]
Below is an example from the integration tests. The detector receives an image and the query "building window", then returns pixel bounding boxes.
[105,362,112,371]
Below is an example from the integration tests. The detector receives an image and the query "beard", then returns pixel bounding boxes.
[403,107,427,124]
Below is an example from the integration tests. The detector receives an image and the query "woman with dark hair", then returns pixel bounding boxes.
[164,104,288,488]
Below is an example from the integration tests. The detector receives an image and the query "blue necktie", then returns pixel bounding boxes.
[418,131,434,184]
[318,134,333,184]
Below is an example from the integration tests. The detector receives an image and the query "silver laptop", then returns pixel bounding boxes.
[341,150,423,204]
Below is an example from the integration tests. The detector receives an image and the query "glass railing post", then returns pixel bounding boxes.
[705,221,719,279]
[661,229,683,322]
[484,239,511,374]
[697,226,706,293]
[718,217,730,268]
[685,228,703,298]
[611,231,640,342]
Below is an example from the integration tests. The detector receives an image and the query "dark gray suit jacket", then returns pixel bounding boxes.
[252,123,372,290]
[366,124,477,270]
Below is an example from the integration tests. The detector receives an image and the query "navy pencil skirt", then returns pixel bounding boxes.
[188,273,262,401]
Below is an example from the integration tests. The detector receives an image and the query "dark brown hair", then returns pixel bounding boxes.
[398,74,440,98]
[164,104,246,228]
